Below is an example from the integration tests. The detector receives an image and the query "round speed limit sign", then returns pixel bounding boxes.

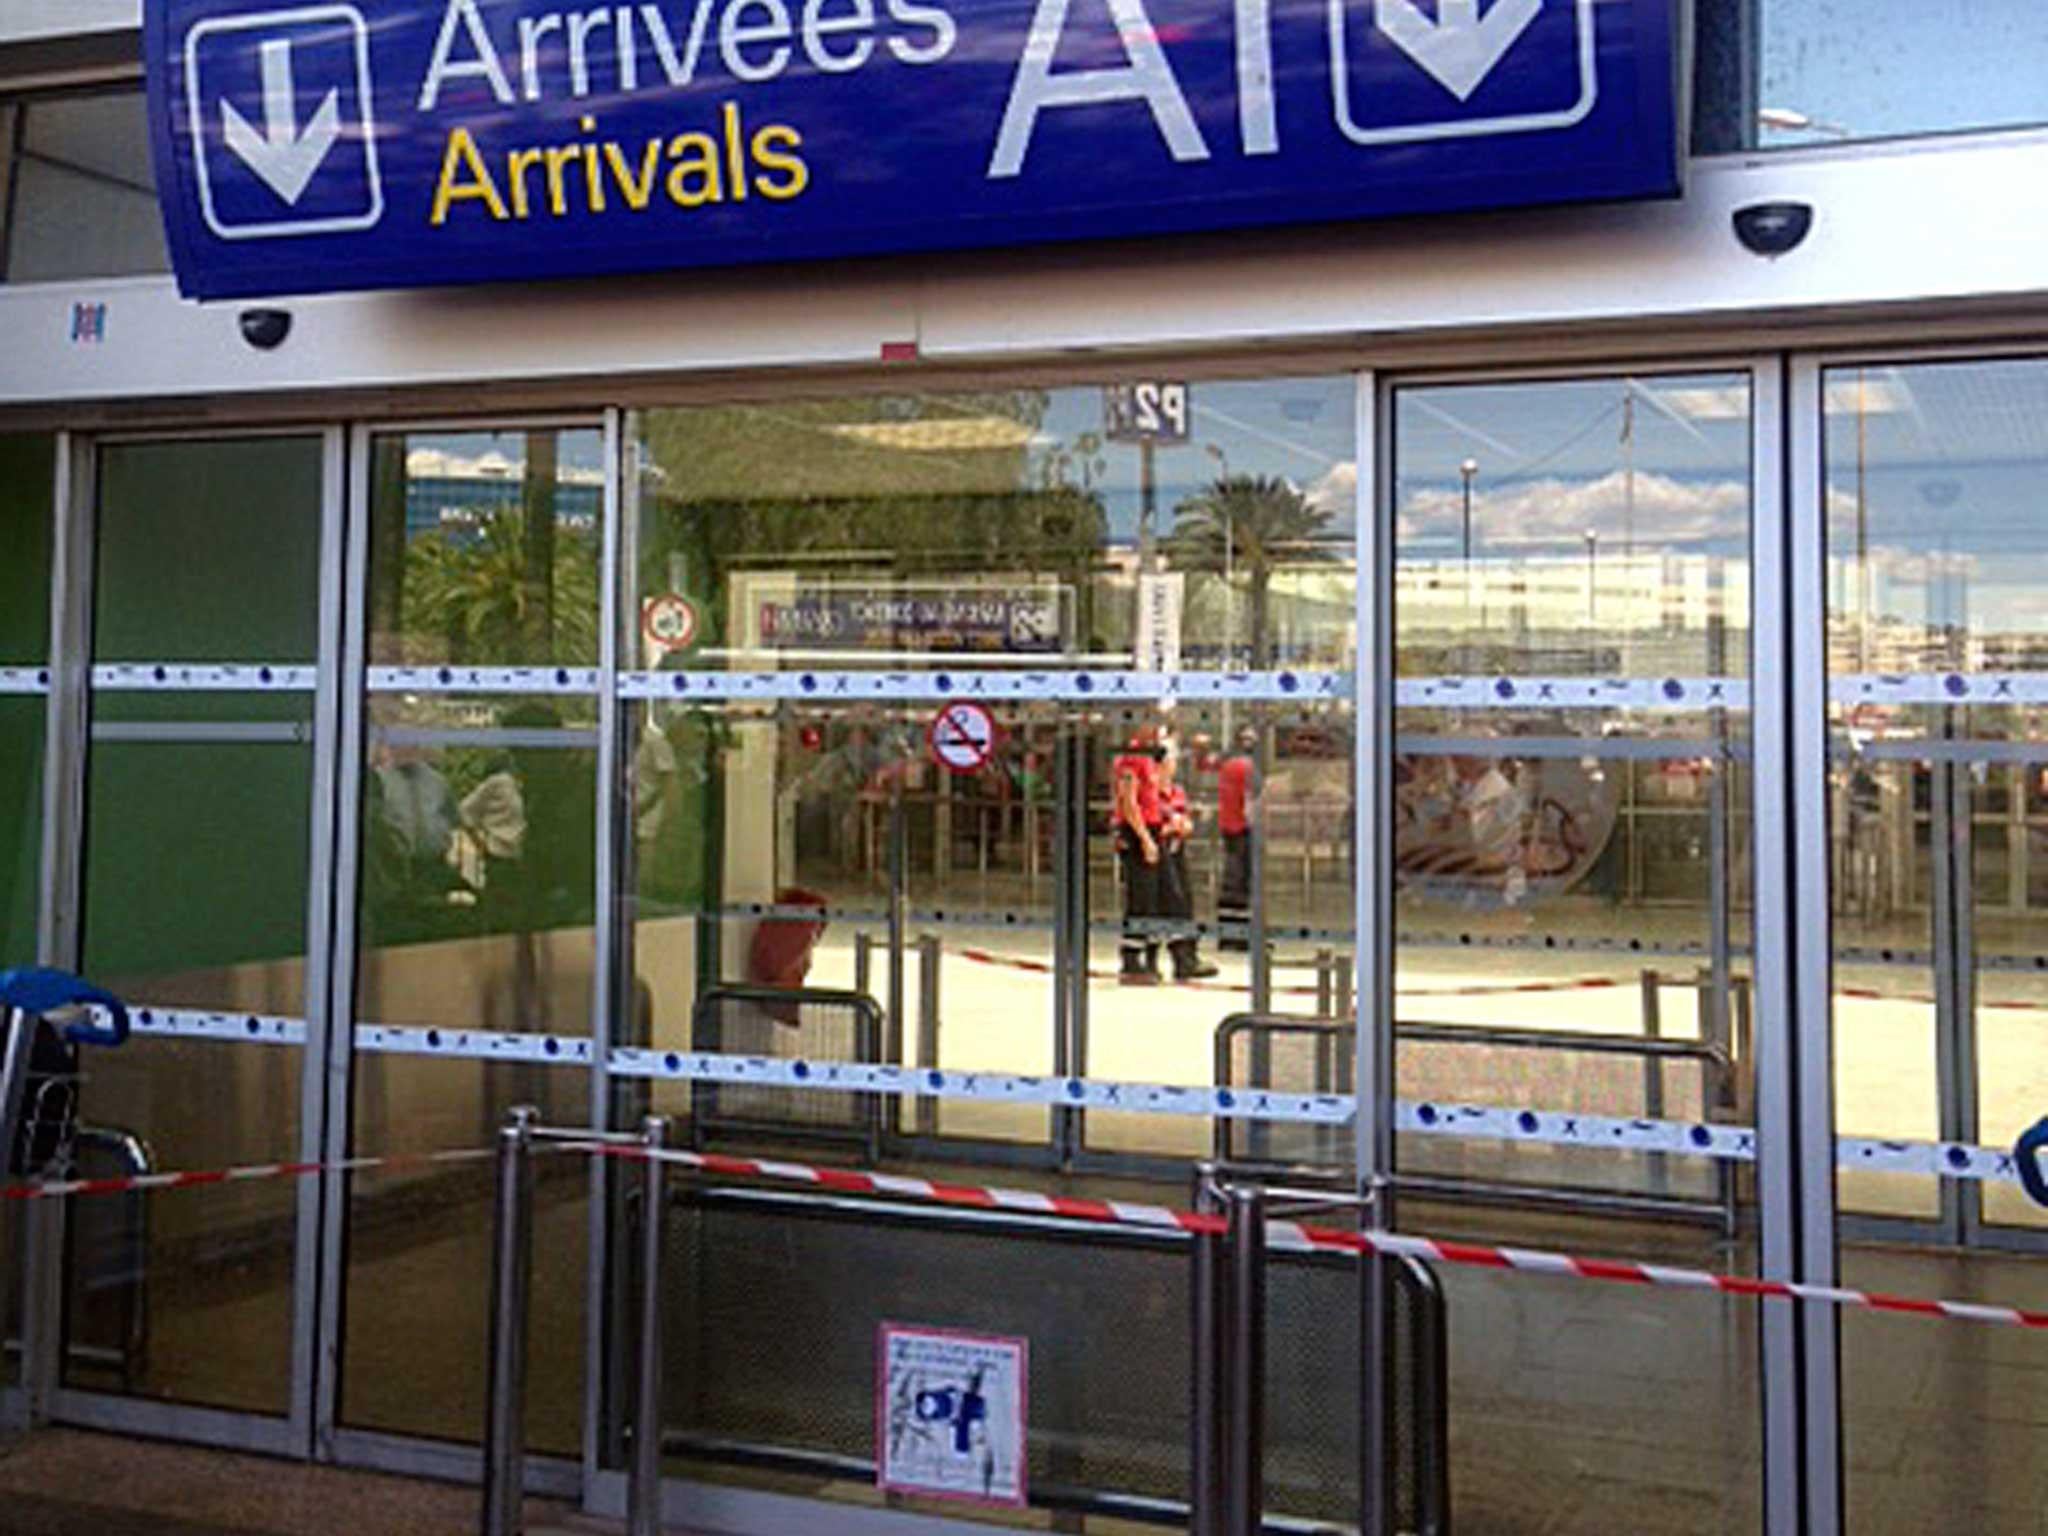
[642,593,698,652]
[927,702,998,775]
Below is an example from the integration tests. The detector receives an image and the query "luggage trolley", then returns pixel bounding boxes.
[1,968,150,1390]
[0,967,130,1182]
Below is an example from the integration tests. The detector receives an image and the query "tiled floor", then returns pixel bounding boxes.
[0,1427,574,1536]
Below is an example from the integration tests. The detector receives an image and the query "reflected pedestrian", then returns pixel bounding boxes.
[1216,726,1256,951]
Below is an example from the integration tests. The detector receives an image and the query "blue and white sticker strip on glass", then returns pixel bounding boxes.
[100,1005,2047,1184]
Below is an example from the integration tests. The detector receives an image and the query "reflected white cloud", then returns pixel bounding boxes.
[1400,469,1749,546]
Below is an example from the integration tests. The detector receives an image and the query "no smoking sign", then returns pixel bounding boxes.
[927,702,998,775]
[642,593,699,653]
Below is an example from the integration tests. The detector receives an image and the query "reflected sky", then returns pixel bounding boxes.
[1761,0,2048,143]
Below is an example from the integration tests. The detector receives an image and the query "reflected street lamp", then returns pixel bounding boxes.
[1206,443,1236,669]
[1758,106,1852,140]
[1459,458,1478,565]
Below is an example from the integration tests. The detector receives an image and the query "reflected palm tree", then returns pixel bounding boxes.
[1166,474,1336,668]
[402,501,599,666]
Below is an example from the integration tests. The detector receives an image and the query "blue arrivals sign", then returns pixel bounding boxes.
[145,0,1680,300]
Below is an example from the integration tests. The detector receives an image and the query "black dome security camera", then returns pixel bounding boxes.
[238,308,293,350]
[1732,202,1814,258]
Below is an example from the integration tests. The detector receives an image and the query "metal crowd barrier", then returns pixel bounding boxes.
[482,1109,1451,1536]
[1190,1166,1450,1536]
[2,1124,154,1391]
[688,985,884,1163]
[1215,1008,1745,1234]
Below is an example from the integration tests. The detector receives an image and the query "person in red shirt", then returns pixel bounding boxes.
[1112,728,1166,984]
[1216,727,1257,951]
[1157,742,1218,981]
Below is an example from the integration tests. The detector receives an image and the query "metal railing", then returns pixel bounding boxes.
[1215,1006,1746,1233]
[687,985,884,1162]
[1191,1166,1451,1536]
[481,1108,1451,1536]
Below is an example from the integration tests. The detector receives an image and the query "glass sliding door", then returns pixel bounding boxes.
[1824,357,2048,1533]
[619,376,1359,1526]
[65,434,333,1426]
[333,424,604,1453]
[1388,370,1762,1535]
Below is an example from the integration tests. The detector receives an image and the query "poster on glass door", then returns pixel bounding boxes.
[876,1323,1029,1506]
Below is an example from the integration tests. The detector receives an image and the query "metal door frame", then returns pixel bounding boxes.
[1799,340,2048,1259]
[19,423,347,1460]
[1369,354,1834,1536]
[318,412,616,1487]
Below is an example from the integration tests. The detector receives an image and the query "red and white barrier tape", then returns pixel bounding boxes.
[10,1136,2048,1329]
[955,946,1324,996]
[0,1146,494,1202]
[592,1144,2048,1332]
[958,946,1625,1000]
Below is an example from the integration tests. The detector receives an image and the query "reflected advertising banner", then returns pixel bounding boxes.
[755,585,1068,652]
[145,0,1679,300]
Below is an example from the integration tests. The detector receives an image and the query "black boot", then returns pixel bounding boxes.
[1170,939,1219,981]
[1120,945,1160,985]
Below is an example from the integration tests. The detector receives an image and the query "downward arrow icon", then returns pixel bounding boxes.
[221,38,342,205]
[1375,0,1544,100]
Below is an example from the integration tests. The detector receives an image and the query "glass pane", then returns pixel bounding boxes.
[71,740,310,1414]
[630,379,1354,1164]
[5,92,169,283]
[62,435,326,1417]
[342,427,602,1452]
[1392,372,1759,1535]
[95,438,323,664]
[0,432,52,970]
[0,433,53,663]
[1826,357,2048,1534]
[1759,1,2048,148]
[367,430,603,669]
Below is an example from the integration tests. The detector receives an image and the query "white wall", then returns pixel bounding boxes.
[7,127,2048,408]
[0,1,138,45]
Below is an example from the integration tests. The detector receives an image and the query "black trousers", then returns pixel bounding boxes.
[1118,835,1162,972]
[1160,839,1207,976]
[1219,830,1251,915]
[1159,839,1193,922]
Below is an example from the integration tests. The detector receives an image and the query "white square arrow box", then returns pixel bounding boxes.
[185,4,383,240]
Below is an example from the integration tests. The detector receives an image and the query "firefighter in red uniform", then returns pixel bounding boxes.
[1216,726,1256,950]
[1112,728,1166,985]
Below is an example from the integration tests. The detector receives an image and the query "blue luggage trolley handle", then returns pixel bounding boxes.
[2016,1117,2048,1209]
[0,967,130,1047]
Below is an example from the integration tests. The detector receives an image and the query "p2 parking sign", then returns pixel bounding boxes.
[147,0,1680,300]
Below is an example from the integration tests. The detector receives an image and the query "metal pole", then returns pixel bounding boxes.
[1249,729,1270,1015]
[482,1105,538,1536]
[854,930,873,1001]
[1315,947,1335,1019]
[628,1115,670,1536]
[1189,1166,1229,1536]
[916,935,941,1136]
[887,787,907,1073]
[1224,1185,1266,1536]
[1640,968,1667,1195]
[1359,1201,1398,1536]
